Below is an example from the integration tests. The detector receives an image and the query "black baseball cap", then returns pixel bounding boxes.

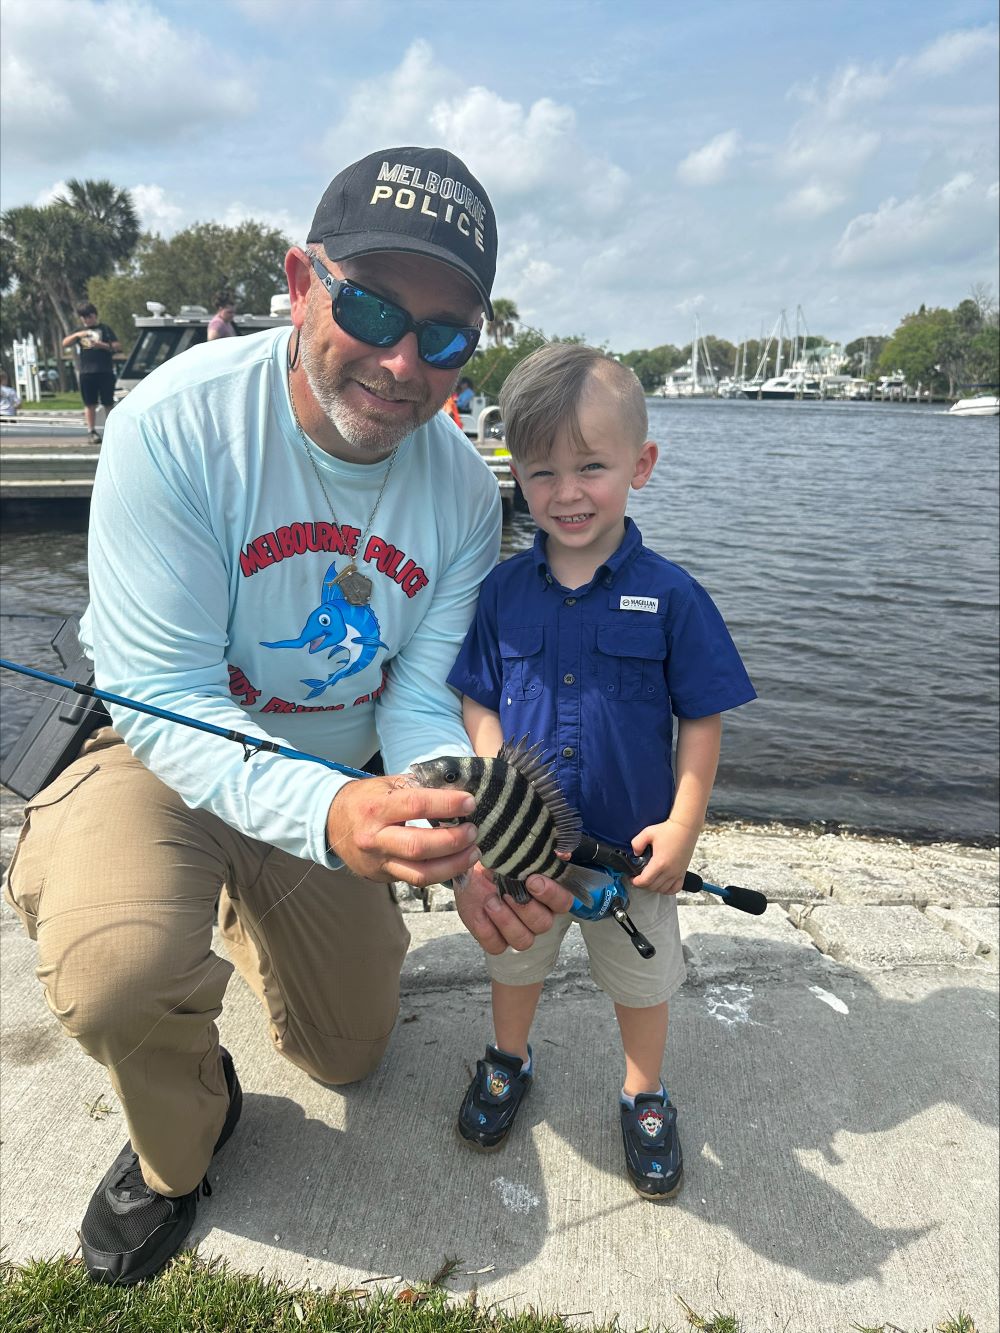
[307,146,497,318]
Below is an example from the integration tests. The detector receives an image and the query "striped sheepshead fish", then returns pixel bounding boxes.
[409,738,583,904]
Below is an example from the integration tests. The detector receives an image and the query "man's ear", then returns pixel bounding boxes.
[631,440,658,490]
[284,248,312,328]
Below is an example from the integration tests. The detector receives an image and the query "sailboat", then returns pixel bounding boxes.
[653,316,719,397]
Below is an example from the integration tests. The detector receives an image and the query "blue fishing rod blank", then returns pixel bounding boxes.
[0,657,371,780]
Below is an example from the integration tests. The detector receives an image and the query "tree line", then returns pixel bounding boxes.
[1,180,287,391]
[2,179,996,400]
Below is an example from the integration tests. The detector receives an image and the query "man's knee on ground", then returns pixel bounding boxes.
[281,1031,391,1088]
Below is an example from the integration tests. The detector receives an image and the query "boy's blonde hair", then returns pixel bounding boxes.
[498,343,647,464]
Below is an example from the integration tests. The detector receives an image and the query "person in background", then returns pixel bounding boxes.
[6,144,575,1287]
[0,368,21,416]
[207,290,237,340]
[455,376,475,412]
[447,342,756,1202]
[62,303,120,442]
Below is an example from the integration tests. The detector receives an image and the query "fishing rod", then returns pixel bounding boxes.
[567,834,768,959]
[1,657,770,949]
[0,657,371,779]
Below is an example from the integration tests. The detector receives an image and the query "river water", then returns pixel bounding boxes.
[2,399,998,843]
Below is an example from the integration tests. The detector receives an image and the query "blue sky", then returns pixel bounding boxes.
[2,0,997,351]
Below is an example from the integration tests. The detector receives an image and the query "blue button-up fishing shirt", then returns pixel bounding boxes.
[448,518,756,846]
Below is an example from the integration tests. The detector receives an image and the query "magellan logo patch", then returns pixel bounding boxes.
[619,596,659,613]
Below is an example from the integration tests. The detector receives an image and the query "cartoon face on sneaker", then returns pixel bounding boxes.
[637,1104,664,1138]
[512,376,657,570]
[488,1068,511,1099]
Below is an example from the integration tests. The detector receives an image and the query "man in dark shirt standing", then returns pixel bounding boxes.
[63,302,121,441]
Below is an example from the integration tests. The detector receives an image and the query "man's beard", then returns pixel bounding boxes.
[299,302,444,456]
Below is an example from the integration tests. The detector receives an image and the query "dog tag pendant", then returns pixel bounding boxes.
[334,563,373,606]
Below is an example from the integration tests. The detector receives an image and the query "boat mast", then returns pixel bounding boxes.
[775,309,785,377]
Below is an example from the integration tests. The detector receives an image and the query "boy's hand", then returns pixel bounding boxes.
[628,819,702,895]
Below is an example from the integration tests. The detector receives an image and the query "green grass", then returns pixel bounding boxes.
[0,1256,980,1333]
[0,1254,719,1333]
[16,395,85,413]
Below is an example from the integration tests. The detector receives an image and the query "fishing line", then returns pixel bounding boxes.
[0,664,424,1068]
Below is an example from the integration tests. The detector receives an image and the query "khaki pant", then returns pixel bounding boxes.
[4,729,410,1196]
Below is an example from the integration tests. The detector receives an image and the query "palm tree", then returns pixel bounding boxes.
[486,297,519,347]
[56,178,140,268]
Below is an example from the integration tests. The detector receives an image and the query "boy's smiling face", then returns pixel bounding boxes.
[512,376,657,571]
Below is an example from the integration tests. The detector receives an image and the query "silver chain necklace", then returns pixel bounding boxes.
[288,373,399,607]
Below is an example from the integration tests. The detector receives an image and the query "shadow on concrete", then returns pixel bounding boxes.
[189,931,998,1291]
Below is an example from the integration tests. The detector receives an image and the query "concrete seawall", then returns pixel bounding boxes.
[2,785,997,1330]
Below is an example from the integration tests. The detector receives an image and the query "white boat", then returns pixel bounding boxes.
[744,373,822,401]
[948,394,1000,417]
[653,315,718,397]
[115,297,291,399]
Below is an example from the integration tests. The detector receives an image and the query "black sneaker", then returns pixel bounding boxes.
[81,1046,242,1284]
[457,1045,531,1151]
[620,1091,683,1201]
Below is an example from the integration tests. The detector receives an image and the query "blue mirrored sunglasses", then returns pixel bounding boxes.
[309,255,481,369]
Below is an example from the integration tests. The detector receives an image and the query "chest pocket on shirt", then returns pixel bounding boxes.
[498,626,544,702]
[594,624,667,700]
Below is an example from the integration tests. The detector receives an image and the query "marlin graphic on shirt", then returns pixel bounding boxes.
[260,561,388,700]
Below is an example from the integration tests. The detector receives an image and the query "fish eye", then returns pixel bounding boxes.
[445,768,458,783]
[317,613,331,627]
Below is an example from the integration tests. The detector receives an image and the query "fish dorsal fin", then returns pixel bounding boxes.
[498,735,582,854]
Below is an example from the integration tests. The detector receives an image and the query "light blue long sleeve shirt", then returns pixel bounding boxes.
[81,328,501,865]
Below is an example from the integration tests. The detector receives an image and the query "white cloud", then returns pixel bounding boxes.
[130,185,184,235]
[321,39,630,227]
[834,173,1000,270]
[779,182,846,219]
[780,128,880,179]
[219,201,301,240]
[911,26,999,76]
[33,180,68,206]
[0,0,254,163]
[319,39,453,162]
[676,131,740,186]
[789,26,999,121]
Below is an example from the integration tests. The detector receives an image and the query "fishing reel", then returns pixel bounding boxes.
[567,835,768,960]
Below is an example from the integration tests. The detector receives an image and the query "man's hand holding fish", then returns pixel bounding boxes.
[326,776,576,954]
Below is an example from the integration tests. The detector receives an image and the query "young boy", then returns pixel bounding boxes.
[446,342,756,1201]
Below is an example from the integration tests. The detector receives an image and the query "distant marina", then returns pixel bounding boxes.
[651,308,999,409]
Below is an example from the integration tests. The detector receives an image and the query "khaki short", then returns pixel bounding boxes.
[485,882,686,1007]
[4,728,410,1195]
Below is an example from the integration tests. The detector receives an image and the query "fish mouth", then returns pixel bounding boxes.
[308,636,327,653]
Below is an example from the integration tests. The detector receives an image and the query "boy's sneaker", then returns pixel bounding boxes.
[457,1045,531,1151]
[89,429,102,443]
[620,1090,683,1201]
[81,1046,242,1284]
